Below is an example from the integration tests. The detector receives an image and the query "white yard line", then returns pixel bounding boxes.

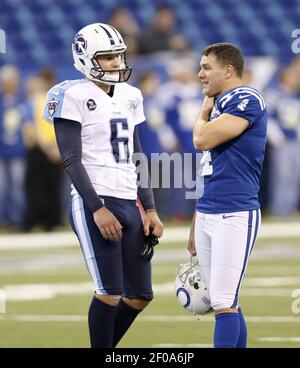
[2,282,93,301]
[0,232,77,250]
[0,314,299,323]
[139,315,300,323]
[1,315,87,322]
[244,276,300,287]
[153,343,212,348]
[258,337,300,342]
[240,288,294,297]
[1,279,299,301]
[248,266,300,273]
[1,222,300,250]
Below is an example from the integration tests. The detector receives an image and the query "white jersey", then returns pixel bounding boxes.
[43,79,145,200]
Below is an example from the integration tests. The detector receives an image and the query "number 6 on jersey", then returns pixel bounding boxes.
[110,118,129,163]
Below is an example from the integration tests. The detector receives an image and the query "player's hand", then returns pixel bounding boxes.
[93,207,123,241]
[140,235,159,262]
[143,210,164,238]
[187,229,196,256]
[200,96,215,120]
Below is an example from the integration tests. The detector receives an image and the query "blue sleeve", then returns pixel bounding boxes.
[221,94,266,126]
[53,117,103,213]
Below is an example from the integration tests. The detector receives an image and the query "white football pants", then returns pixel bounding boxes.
[194,209,261,310]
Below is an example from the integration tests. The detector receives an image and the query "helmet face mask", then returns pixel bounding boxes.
[90,51,132,85]
[72,23,132,85]
[175,258,213,316]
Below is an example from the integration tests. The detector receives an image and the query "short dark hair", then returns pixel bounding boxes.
[202,43,244,78]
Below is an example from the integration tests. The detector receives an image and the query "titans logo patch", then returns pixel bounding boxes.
[47,98,59,116]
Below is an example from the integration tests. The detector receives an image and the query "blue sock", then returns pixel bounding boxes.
[214,312,240,348]
[113,299,141,347]
[237,307,247,348]
[88,296,117,348]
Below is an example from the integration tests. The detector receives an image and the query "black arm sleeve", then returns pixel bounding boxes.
[133,125,156,211]
[53,117,103,213]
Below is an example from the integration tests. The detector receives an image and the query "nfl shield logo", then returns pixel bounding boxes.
[87,99,97,111]
[47,98,59,116]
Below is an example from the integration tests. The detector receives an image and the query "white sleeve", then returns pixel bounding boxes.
[43,86,83,124]
[133,89,146,125]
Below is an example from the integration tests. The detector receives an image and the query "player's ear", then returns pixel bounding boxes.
[224,64,234,79]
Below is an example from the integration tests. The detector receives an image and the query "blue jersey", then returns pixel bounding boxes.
[196,86,268,213]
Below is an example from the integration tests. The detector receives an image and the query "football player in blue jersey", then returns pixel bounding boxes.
[43,23,163,348]
[0,65,33,229]
[188,43,267,348]
[264,64,300,216]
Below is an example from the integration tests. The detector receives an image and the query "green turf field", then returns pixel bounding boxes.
[0,227,300,348]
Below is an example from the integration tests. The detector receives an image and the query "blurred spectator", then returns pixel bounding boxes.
[155,59,203,220]
[264,64,300,216]
[290,57,300,91]
[23,68,63,231]
[137,71,177,219]
[0,65,33,229]
[137,71,176,157]
[161,58,202,154]
[108,8,141,56]
[138,5,189,54]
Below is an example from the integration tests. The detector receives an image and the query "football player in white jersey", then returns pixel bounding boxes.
[188,43,267,348]
[43,23,163,348]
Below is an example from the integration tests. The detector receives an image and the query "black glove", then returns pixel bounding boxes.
[140,234,159,262]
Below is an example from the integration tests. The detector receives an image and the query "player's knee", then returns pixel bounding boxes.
[210,294,236,312]
[95,294,122,307]
[122,297,152,311]
[214,307,238,315]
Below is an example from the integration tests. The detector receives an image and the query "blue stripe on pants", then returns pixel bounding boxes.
[231,210,255,308]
